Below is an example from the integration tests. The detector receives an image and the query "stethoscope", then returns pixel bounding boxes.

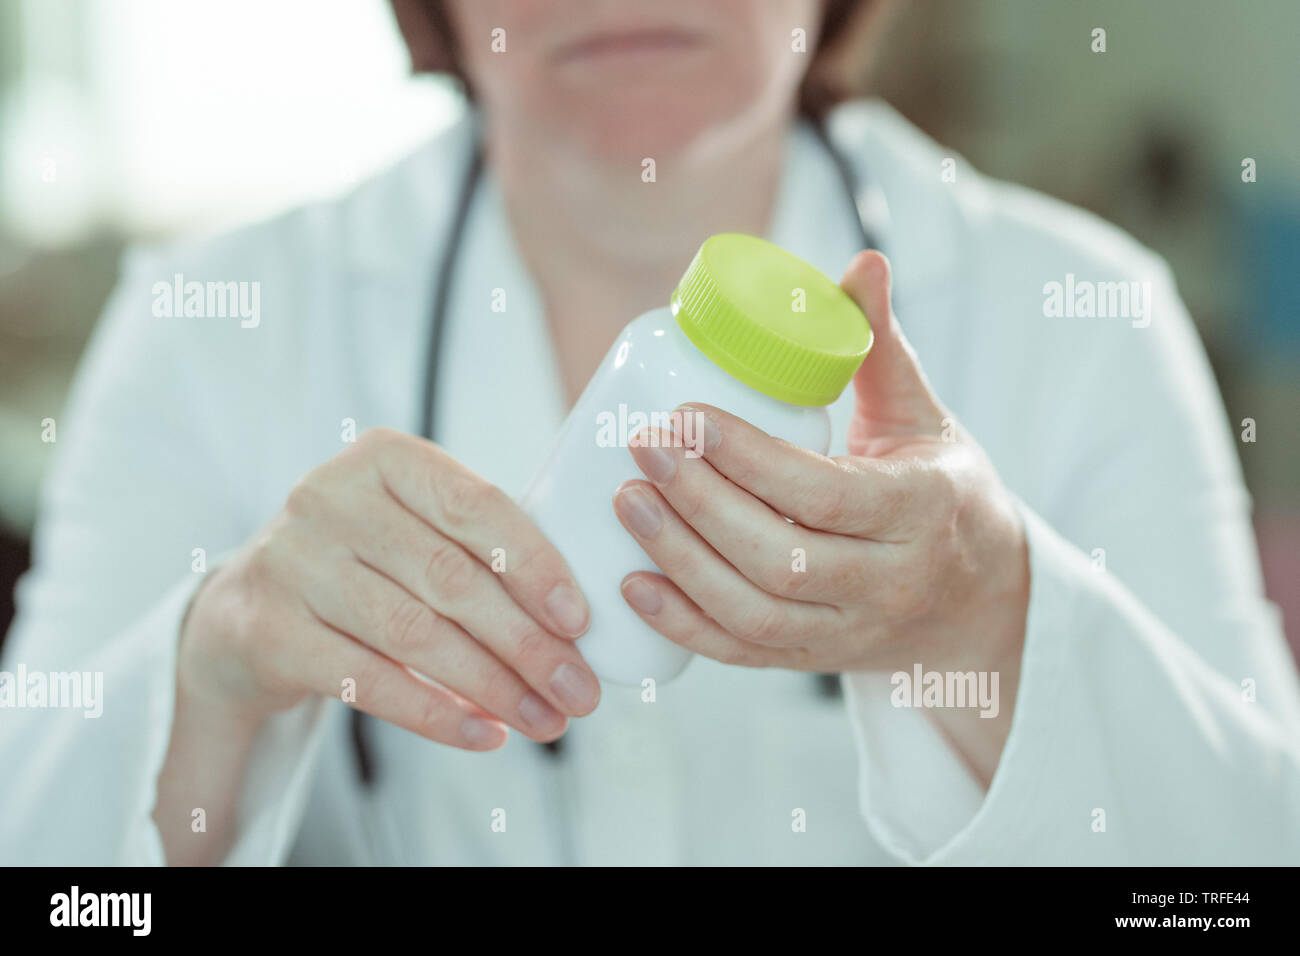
[350,112,887,799]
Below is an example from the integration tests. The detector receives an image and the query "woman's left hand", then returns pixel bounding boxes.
[614,251,1030,778]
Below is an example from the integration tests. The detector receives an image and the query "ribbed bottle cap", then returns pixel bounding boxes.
[671,234,873,407]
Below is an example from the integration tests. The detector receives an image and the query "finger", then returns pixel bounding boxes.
[628,426,871,602]
[324,490,601,718]
[361,428,590,639]
[840,250,947,436]
[611,479,830,647]
[618,571,802,669]
[294,617,509,751]
[303,556,568,742]
[675,403,925,538]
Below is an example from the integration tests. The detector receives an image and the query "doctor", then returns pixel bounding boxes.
[2,0,1299,866]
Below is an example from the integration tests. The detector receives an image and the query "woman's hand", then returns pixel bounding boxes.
[613,251,1029,781]
[181,428,601,749]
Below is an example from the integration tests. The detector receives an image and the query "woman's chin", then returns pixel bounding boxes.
[552,89,755,166]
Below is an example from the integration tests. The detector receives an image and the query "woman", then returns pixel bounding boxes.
[2,0,1297,865]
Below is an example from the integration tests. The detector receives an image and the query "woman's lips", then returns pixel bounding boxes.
[554,27,705,63]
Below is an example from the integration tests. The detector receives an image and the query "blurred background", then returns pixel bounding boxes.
[1,0,1297,655]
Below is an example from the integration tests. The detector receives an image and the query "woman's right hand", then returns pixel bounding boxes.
[179,427,600,749]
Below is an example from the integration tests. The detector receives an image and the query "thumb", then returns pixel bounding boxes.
[841,250,945,434]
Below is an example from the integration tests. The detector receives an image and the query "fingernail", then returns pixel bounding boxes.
[630,440,676,484]
[545,583,589,637]
[461,716,506,747]
[549,662,600,713]
[615,486,662,539]
[518,692,564,733]
[677,406,721,454]
[622,577,663,616]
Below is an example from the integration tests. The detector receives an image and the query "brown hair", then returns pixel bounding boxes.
[389,0,879,119]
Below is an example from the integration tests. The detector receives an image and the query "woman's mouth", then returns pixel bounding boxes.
[553,26,706,64]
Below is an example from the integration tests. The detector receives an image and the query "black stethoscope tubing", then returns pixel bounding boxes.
[352,113,883,788]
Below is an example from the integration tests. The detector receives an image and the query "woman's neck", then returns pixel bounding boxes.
[484,110,792,401]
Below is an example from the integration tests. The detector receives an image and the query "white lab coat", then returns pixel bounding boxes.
[3,100,1298,866]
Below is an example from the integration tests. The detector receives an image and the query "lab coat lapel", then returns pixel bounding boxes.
[429,165,568,497]
[768,119,870,291]
[331,112,481,442]
[331,107,566,497]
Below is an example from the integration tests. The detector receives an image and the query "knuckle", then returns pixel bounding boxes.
[242,534,277,578]
[385,598,436,654]
[351,427,416,477]
[284,475,326,518]
[345,659,385,708]
[722,452,762,492]
[340,428,389,468]
[502,542,548,582]
[509,624,553,672]
[436,473,495,528]
[425,540,477,600]
[478,663,521,709]
[223,587,296,685]
[418,692,449,731]
[242,528,296,589]
[216,579,265,657]
[918,461,956,514]
[358,426,400,451]
[671,486,705,524]
[718,629,776,668]
[802,482,848,529]
[717,637,758,667]
[733,602,786,646]
[753,560,790,596]
[782,644,817,671]
[764,560,808,597]
[828,558,867,597]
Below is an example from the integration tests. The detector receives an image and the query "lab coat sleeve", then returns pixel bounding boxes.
[841,257,1300,864]
[0,247,330,865]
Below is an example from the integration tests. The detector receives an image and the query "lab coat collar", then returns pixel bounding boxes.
[823,99,963,303]
[339,108,481,281]
[768,114,878,293]
[339,98,962,290]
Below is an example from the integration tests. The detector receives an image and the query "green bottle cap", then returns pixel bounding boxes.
[671,233,873,407]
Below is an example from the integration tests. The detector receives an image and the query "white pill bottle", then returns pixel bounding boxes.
[521,233,873,686]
